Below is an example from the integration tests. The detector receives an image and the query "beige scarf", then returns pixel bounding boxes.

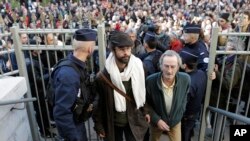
[105,52,146,112]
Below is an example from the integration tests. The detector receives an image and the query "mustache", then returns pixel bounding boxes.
[122,55,130,59]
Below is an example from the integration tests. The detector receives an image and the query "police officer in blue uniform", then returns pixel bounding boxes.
[180,23,209,72]
[179,51,207,141]
[141,31,163,76]
[52,29,97,141]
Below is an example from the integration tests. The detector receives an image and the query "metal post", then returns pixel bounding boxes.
[97,23,106,71]
[214,114,224,141]
[10,26,40,141]
[199,27,220,141]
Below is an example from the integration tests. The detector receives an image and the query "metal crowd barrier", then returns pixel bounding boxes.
[9,24,106,141]
[199,27,250,141]
[7,24,250,141]
[0,32,19,77]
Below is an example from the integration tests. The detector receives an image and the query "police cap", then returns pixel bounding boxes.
[179,50,198,64]
[73,29,97,41]
[183,23,201,34]
[144,31,157,42]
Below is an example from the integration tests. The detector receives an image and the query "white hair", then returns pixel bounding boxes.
[125,28,137,35]
[227,37,245,51]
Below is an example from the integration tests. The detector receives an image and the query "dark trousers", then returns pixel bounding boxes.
[57,122,87,141]
[114,124,136,141]
[77,122,88,141]
[181,114,199,141]
[144,128,150,141]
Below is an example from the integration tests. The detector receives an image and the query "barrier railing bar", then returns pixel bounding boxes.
[0,70,19,77]
[0,33,11,36]
[0,49,15,55]
[216,51,250,55]
[207,106,250,124]
[219,32,250,36]
[19,29,77,34]
[21,46,99,51]
[0,97,37,106]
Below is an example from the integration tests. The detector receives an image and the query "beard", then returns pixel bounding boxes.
[115,55,130,65]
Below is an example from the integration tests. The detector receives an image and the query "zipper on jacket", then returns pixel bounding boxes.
[168,85,177,122]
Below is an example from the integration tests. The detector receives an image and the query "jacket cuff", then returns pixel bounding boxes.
[151,113,161,125]
[94,124,105,134]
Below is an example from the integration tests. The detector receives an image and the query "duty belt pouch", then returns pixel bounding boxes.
[73,97,93,122]
[82,104,93,122]
[73,97,84,122]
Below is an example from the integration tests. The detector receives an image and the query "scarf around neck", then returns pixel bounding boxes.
[105,52,146,112]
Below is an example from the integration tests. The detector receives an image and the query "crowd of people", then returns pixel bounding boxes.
[0,0,250,141]
[0,0,249,72]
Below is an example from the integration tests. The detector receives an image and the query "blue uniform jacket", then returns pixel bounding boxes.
[181,40,209,72]
[52,54,86,141]
[185,70,207,116]
[142,49,163,76]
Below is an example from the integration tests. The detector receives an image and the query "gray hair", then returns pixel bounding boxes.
[125,28,137,35]
[72,39,82,49]
[72,39,94,50]
[227,36,245,51]
[159,50,182,67]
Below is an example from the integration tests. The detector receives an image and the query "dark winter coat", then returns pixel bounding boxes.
[93,68,149,141]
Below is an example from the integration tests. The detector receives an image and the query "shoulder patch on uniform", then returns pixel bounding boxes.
[203,57,209,63]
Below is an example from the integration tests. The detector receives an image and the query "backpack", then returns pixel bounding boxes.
[46,58,96,123]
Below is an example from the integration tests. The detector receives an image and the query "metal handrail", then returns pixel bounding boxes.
[207,106,250,124]
[0,49,15,55]
[0,97,37,106]
[219,32,250,36]
[0,70,19,77]
[21,45,99,50]
[216,51,250,55]
[0,33,11,36]
[19,29,77,34]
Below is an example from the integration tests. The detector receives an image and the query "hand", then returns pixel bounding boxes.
[157,119,170,132]
[145,114,150,123]
[99,132,106,139]
[214,64,218,72]
[6,60,11,69]
[209,71,216,80]
[86,104,93,112]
